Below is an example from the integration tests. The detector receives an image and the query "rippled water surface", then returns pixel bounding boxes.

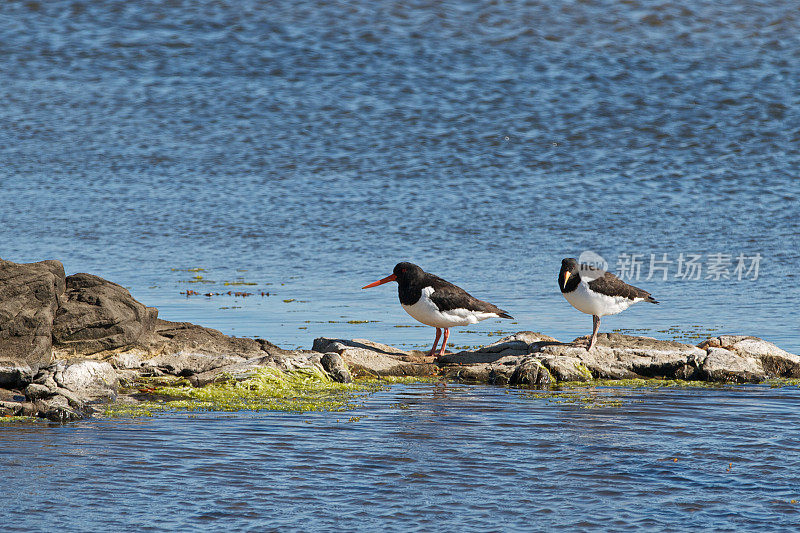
[2,384,800,531]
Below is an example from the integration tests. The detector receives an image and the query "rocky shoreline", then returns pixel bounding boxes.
[2,258,799,422]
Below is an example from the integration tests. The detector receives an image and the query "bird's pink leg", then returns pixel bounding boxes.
[587,315,600,351]
[427,328,442,357]
[437,328,450,357]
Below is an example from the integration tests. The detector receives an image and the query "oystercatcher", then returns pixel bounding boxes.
[558,257,658,351]
[362,262,513,358]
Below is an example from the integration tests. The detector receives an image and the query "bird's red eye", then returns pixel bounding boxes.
[401,268,407,273]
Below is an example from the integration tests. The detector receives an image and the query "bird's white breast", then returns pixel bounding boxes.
[563,280,642,317]
[401,286,498,328]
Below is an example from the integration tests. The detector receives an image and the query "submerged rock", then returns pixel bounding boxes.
[320,352,352,383]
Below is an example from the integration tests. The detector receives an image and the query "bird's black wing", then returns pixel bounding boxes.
[427,275,514,318]
[587,271,658,303]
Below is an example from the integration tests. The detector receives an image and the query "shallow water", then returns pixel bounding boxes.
[2,383,800,531]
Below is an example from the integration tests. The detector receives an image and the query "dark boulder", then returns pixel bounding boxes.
[0,258,65,369]
[52,273,158,355]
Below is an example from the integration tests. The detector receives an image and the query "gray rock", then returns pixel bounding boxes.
[0,362,35,388]
[188,355,278,386]
[24,383,52,400]
[0,388,26,402]
[108,351,146,370]
[320,352,352,383]
[441,331,558,364]
[535,333,707,380]
[52,273,158,355]
[36,395,84,422]
[54,386,88,408]
[32,369,58,392]
[0,399,24,416]
[700,336,800,378]
[0,258,65,367]
[144,351,247,377]
[313,338,437,377]
[149,320,275,358]
[698,347,765,383]
[57,360,118,399]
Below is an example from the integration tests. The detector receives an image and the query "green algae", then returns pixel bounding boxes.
[572,362,594,380]
[0,415,39,424]
[105,367,385,418]
[766,378,800,388]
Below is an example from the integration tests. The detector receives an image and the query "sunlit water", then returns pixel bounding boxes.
[1,1,799,529]
[2,383,800,531]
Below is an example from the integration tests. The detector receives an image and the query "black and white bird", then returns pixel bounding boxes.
[558,257,658,351]
[362,262,513,358]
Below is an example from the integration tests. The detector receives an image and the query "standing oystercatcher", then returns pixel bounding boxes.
[558,257,658,351]
[362,262,513,358]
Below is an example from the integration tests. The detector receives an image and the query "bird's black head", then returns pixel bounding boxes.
[362,262,425,290]
[558,257,580,292]
[392,262,424,284]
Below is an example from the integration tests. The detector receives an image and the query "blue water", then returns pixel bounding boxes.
[1,1,800,529]
[2,383,800,531]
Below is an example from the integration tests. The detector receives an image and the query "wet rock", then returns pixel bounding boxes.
[510,360,553,388]
[0,399,25,416]
[0,258,65,367]
[442,364,492,383]
[538,354,595,382]
[313,338,437,377]
[52,273,158,355]
[698,347,765,383]
[320,352,352,383]
[57,360,118,399]
[24,383,52,400]
[36,394,84,422]
[488,365,516,386]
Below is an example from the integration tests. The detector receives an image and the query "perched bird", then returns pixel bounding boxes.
[558,257,658,351]
[362,262,513,358]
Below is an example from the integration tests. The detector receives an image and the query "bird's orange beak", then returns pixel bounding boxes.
[362,274,397,289]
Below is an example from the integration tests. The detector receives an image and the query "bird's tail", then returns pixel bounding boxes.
[498,311,514,319]
[647,295,659,304]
